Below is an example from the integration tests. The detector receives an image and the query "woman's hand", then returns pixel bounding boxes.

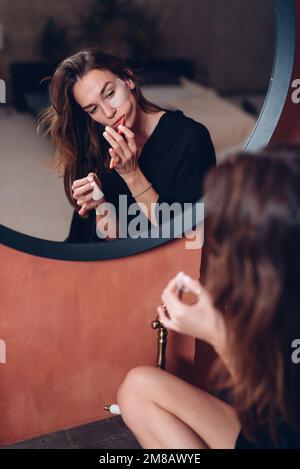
[157,274,226,351]
[72,172,104,217]
[102,124,139,179]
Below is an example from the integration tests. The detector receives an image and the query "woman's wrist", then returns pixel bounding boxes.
[95,196,107,215]
[122,167,159,224]
[210,317,228,361]
[123,167,152,197]
[122,167,144,189]
[204,308,228,355]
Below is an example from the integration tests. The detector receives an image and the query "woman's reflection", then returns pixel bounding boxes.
[38,48,216,242]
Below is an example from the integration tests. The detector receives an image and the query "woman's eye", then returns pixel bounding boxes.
[106,91,115,98]
[89,106,97,114]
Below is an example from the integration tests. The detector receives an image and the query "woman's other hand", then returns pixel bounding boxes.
[103,124,139,180]
[157,274,226,352]
[72,172,104,217]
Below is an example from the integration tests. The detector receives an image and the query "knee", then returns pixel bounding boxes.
[117,365,159,422]
[118,365,156,404]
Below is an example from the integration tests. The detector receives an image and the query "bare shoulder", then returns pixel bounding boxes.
[157,110,167,119]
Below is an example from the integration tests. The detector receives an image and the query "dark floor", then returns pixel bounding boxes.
[2,416,141,449]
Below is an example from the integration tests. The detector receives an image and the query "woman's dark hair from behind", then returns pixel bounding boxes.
[37,48,163,210]
[202,144,300,445]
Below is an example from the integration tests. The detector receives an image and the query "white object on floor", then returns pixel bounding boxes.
[107,404,121,415]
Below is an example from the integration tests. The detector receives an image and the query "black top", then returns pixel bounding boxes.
[65,109,216,243]
[235,420,300,449]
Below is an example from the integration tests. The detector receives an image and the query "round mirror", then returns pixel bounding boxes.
[0,0,295,260]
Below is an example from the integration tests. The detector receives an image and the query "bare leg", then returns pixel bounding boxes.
[118,365,241,449]
[120,395,208,449]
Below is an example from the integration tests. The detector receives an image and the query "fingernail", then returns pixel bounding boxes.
[176,271,185,279]
[183,274,192,283]
[87,176,94,182]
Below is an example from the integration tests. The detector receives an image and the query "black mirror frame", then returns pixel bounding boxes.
[0,0,296,261]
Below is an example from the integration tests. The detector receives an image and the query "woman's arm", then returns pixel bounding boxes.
[72,173,120,241]
[122,168,159,226]
[158,274,234,374]
[102,121,216,227]
[103,125,160,226]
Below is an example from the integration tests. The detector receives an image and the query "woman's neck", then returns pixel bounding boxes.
[132,107,164,149]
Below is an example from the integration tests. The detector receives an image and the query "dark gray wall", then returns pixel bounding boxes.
[148,0,275,93]
[0,0,275,95]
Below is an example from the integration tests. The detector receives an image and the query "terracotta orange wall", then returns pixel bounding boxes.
[0,234,202,445]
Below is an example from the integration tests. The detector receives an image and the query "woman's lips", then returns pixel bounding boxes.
[113,115,125,129]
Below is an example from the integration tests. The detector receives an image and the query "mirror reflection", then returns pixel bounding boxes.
[0,0,275,243]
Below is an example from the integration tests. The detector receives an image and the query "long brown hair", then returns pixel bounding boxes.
[37,48,163,209]
[203,144,300,443]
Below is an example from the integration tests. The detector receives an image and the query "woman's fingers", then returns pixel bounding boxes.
[159,276,187,313]
[165,273,202,297]
[117,125,137,153]
[77,186,104,205]
[91,173,102,190]
[78,205,86,216]
[159,274,202,323]
[157,305,172,329]
[72,174,96,200]
[103,127,128,157]
[72,177,92,191]
[109,148,120,164]
[73,182,94,199]
[181,277,202,296]
[104,132,125,161]
[161,288,184,315]
[165,276,184,294]
[73,173,104,212]
[77,193,93,205]
[78,199,100,216]
[117,124,134,140]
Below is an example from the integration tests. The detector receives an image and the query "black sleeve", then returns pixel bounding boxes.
[64,209,105,243]
[157,125,216,205]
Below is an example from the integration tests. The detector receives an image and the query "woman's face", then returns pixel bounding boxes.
[73,69,137,130]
